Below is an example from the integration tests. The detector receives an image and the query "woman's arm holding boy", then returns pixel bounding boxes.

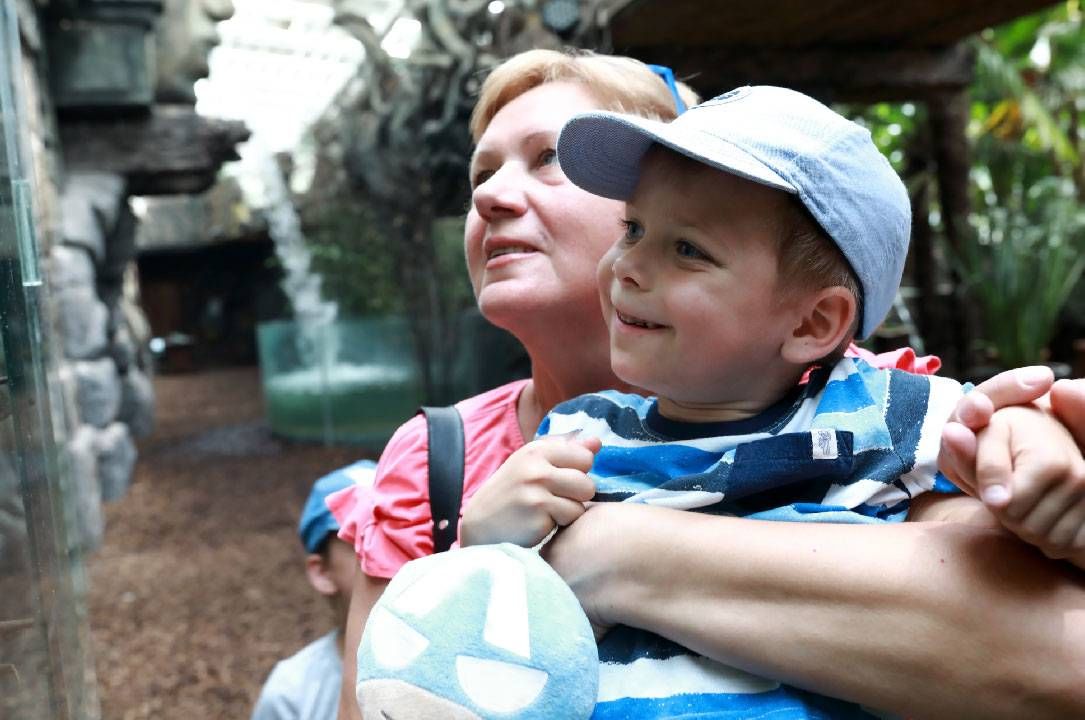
[544,369,1085,719]
[545,498,1085,719]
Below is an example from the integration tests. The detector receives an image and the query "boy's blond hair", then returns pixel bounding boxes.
[469,49,699,142]
[775,199,863,363]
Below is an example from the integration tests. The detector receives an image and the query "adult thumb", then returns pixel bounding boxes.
[1051,379,1085,450]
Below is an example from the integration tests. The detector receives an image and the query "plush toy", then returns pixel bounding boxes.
[357,543,599,720]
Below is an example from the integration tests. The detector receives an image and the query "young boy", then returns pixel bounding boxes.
[465,86,1082,718]
[251,460,375,720]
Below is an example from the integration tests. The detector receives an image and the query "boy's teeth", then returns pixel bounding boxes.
[619,312,661,329]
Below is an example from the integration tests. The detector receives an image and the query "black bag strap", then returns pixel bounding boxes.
[421,405,465,554]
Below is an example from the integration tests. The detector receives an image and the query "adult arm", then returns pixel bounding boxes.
[337,571,389,720]
[545,498,1085,719]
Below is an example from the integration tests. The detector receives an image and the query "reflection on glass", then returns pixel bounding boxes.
[0,0,97,717]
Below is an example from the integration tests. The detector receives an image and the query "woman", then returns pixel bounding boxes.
[335,49,1085,718]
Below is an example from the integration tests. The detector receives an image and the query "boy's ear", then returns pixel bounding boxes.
[305,553,338,597]
[781,286,856,364]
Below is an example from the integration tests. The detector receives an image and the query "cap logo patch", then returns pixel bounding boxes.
[700,87,752,108]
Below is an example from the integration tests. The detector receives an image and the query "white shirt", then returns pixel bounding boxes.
[251,631,342,720]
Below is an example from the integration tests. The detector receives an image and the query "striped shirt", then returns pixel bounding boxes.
[538,357,964,719]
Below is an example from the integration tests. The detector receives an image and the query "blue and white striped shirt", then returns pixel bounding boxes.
[538,358,964,719]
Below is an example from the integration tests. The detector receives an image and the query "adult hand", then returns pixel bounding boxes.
[541,502,631,639]
[459,435,600,548]
[1051,378,1085,447]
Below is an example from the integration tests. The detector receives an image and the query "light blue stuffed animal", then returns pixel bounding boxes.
[357,543,598,719]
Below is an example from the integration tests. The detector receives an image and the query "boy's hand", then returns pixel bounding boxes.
[459,435,600,548]
[956,404,1085,567]
[939,366,1055,496]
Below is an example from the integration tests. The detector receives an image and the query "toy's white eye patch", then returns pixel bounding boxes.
[369,606,429,669]
[456,655,549,713]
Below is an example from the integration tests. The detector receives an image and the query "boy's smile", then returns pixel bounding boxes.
[597,149,812,422]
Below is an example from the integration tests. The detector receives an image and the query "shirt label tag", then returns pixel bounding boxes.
[811,429,838,460]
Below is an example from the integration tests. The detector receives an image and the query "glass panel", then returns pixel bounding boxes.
[0,1,97,718]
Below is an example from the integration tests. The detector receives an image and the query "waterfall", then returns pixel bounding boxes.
[246,146,339,366]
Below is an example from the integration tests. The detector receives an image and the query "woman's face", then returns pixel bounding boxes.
[465,82,625,333]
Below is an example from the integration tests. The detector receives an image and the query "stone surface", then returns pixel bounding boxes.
[94,423,136,502]
[0,450,29,578]
[154,0,235,104]
[118,368,155,439]
[53,285,110,360]
[59,173,127,263]
[100,206,138,284]
[59,108,250,196]
[65,425,104,554]
[74,358,121,428]
[49,243,97,289]
[109,321,138,375]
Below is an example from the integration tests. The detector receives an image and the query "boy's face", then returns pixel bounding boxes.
[596,150,807,413]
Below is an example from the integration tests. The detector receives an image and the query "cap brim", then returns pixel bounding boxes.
[558,111,797,201]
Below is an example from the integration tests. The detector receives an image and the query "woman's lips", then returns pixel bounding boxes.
[487,246,537,260]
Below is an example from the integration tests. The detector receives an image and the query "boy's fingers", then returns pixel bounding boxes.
[967,366,1054,421]
[1051,379,1085,449]
[538,436,598,472]
[950,393,994,430]
[577,435,603,454]
[1017,479,1082,542]
[1043,495,1085,553]
[547,495,588,527]
[545,468,597,503]
[973,419,1015,510]
[938,421,979,494]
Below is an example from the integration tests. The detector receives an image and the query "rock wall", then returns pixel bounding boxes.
[50,171,152,552]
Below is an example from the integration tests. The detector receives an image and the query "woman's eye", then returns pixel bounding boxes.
[536,148,557,167]
[471,169,494,189]
[675,240,708,260]
[620,219,644,242]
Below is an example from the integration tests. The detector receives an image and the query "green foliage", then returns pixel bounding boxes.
[431,215,475,318]
[305,202,471,322]
[959,2,1085,366]
[306,200,406,317]
[846,102,921,175]
[959,173,1085,368]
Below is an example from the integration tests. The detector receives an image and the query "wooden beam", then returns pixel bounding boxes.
[928,88,974,374]
[58,106,249,196]
[635,43,975,103]
[609,0,1060,49]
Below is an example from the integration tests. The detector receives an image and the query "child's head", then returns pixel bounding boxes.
[299,461,376,628]
[557,86,909,410]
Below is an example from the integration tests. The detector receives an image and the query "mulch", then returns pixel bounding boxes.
[87,367,373,719]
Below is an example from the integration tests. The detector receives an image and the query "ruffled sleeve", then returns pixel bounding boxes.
[844,343,941,375]
[328,413,436,578]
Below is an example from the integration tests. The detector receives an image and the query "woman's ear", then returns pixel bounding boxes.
[781,286,856,365]
[305,553,338,597]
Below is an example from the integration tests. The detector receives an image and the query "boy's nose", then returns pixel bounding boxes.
[612,245,648,289]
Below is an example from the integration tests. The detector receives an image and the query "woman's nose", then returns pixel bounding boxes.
[472,165,528,221]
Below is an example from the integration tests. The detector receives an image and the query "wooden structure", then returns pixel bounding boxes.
[600,0,1059,371]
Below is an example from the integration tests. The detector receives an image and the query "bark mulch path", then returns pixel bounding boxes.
[87,367,373,719]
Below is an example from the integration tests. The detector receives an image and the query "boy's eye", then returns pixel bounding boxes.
[619,219,644,242]
[675,240,709,261]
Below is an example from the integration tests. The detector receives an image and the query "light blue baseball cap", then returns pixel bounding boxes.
[299,459,377,553]
[556,85,911,340]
